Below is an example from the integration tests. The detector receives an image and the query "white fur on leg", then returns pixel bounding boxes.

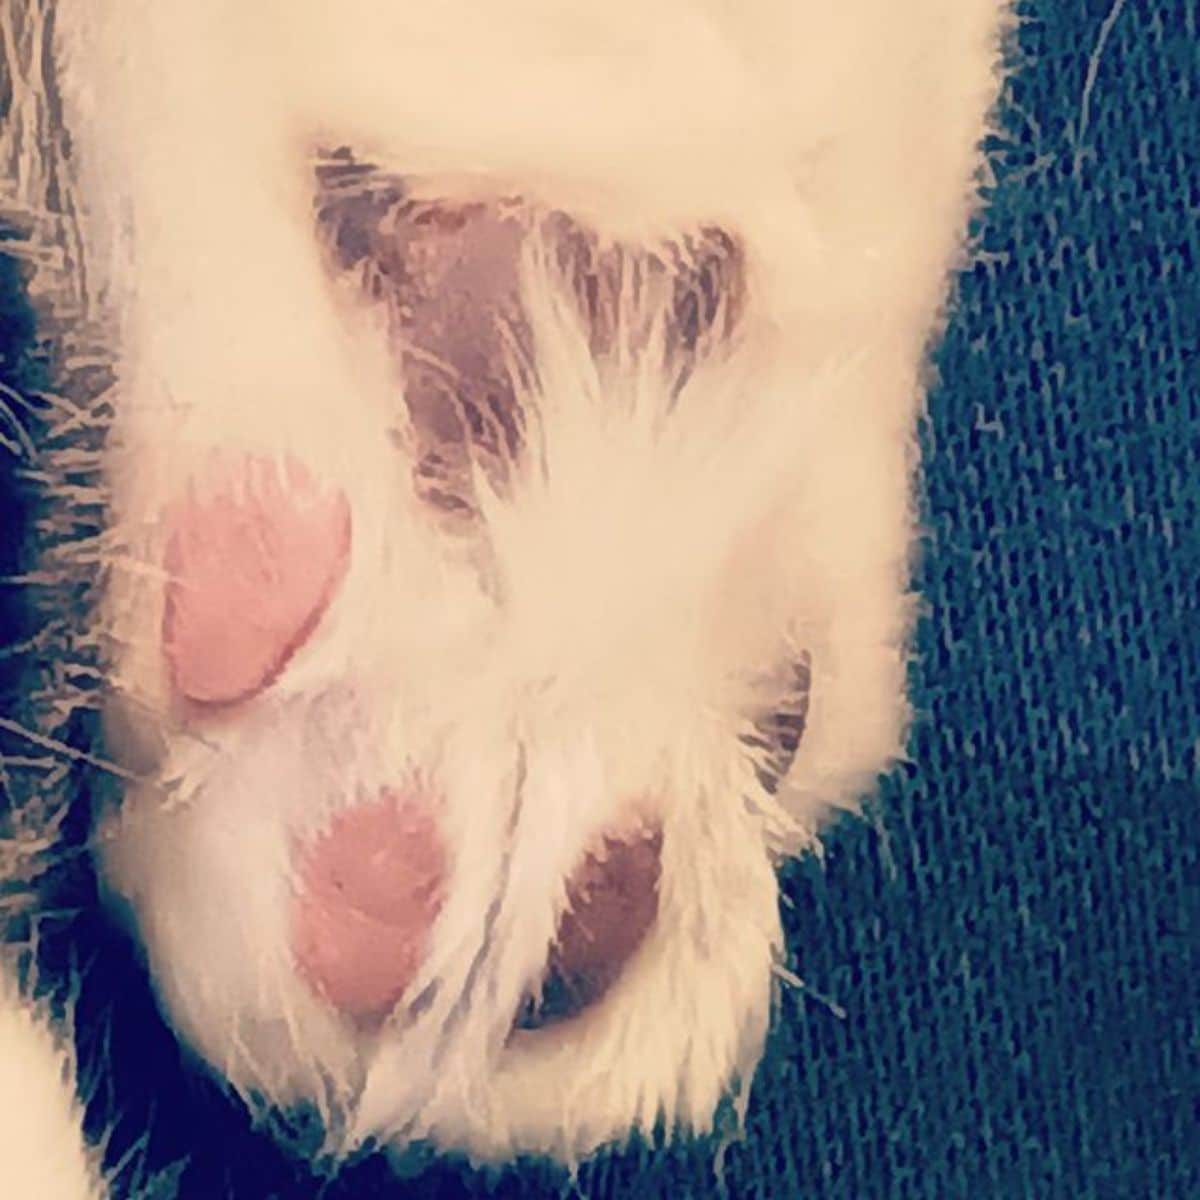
[0,973,103,1200]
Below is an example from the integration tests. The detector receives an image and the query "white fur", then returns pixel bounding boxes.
[0,972,102,1199]
[2,0,1008,1177]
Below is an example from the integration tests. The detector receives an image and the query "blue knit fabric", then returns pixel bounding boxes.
[727,5,1200,1195]
[733,4,1200,1194]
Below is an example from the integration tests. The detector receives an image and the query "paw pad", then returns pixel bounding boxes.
[162,452,351,705]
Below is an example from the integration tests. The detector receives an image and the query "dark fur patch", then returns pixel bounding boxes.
[314,151,745,519]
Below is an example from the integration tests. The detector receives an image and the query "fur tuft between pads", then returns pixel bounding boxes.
[0,0,1009,1191]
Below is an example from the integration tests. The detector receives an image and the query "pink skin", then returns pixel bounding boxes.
[291,788,447,1024]
[161,452,445,1021]
[162,452,352,705]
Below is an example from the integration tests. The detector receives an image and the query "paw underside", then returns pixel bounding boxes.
[124,155,811,1063]
[161,160,809,1028]
[0,0,1005,1180]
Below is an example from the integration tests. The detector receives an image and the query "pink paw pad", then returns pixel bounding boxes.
[162,453,351,705]
[291,788,447,1024]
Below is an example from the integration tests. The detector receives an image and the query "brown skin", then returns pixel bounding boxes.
[516,824,664,1030]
